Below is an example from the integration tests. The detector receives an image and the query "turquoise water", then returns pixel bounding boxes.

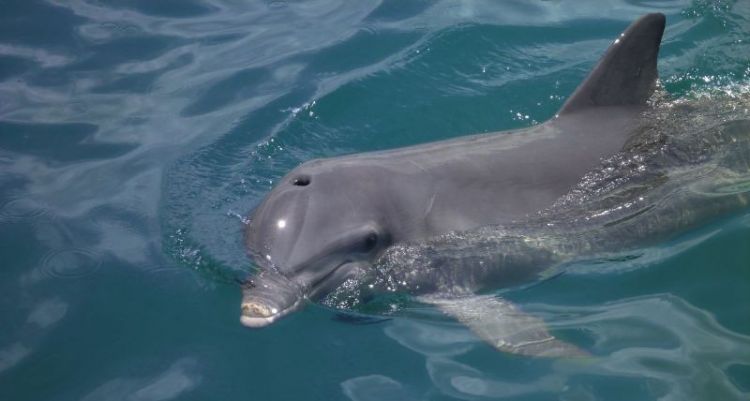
[2,1,750,400]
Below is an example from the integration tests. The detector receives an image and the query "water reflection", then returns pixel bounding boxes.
[385,318,476,357]
[375,293,750,400]
[564,294,750,400]
[342,375,417,401]
[426,357,566,399]
[26,298,68,328]
[0,298,68,374]
[80,358,201,401]
[0,343,30,375]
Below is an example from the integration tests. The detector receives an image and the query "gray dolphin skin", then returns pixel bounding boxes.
[240,13,750,356]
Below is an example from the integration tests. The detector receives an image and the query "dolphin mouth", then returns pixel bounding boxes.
[240,261,360,327]
[308,260,361,299]
[240,296,303,328]
[239,268,304,328]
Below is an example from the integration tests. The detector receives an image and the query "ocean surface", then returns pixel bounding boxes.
[2,1,750,400]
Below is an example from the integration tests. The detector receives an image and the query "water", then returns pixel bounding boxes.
[1,1,749,400]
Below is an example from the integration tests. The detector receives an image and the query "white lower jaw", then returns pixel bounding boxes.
[240,297,303,328]
[240,314,278,328]
[240,262,362,328]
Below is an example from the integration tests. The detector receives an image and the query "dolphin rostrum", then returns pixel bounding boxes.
[239,13,739,356]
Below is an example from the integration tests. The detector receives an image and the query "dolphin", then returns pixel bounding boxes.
[240,13,676,355]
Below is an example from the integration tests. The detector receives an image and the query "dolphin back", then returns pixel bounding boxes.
[558,13,666,115]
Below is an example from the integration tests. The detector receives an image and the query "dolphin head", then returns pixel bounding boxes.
[240,160,392,327]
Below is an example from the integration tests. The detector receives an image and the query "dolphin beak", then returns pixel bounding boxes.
[240,269,304,328]
[240,297,302,327]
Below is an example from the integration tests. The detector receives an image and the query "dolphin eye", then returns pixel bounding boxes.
[292,175,310,186]
[363,232,378,251]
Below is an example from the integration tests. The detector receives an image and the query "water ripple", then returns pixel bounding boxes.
[0,197,49,224]
[39,248,102,279]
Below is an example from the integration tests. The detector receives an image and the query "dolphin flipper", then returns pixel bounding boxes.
[423,295,588,358]
[559,13,666,115]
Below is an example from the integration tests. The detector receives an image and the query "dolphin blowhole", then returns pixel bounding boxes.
[292,175,310,186]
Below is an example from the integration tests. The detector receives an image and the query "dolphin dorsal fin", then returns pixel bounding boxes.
[558,13,666,116]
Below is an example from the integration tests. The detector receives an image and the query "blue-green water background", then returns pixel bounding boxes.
[1,1,750,400]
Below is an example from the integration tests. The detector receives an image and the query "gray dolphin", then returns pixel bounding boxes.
[241,14,673,355]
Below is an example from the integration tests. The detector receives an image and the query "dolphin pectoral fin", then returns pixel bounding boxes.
[422,295,588,358]
[558,13,665,116]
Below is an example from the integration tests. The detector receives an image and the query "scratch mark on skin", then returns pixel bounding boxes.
[408,160,429,173]
[424,192,436,219]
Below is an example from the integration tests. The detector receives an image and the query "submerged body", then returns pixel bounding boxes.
[311,92,750,356]
[237,13,750,356]
[355,109,750,300]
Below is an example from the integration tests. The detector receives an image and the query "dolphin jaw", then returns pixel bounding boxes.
[240,314,276,328]
[240,296,304,328]
[307,260,366,299]
[239,261,365,327]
